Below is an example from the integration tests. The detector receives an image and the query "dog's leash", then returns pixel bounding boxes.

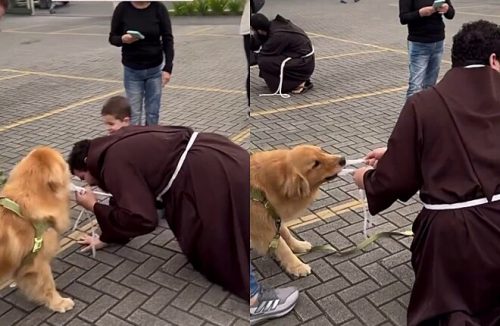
[301,158,413,257]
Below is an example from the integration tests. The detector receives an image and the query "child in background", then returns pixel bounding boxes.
[101,95,131,134]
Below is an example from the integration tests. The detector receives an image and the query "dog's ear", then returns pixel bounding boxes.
[282,167,310,198]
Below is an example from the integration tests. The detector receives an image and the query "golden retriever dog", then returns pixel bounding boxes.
[0,146,74,312]
[251,145,345,277]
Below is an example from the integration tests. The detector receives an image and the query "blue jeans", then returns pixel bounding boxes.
[250,261,260,297]
[406,40,444,98]
[124,64,163,126]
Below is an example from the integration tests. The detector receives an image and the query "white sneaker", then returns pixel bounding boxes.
[250,286,299,325]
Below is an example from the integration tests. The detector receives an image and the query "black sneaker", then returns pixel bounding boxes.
[250,286,299,325]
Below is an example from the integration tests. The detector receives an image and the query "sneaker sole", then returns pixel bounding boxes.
[250,302,298,326]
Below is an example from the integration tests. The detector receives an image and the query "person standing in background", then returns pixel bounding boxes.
[0,0,9,18]
[399,0,454,98]
[109,1,174,126]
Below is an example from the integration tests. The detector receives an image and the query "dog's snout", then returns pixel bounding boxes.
[339,157,346,166]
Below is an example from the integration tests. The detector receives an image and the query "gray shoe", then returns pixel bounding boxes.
[250,286,299,325]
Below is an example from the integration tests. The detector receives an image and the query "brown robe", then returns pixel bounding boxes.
[86,126,249,300]
[252,15,315,93]
[363,67,500,326]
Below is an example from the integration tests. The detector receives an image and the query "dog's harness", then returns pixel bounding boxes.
[0,196,52,266]
[250,187,282,256]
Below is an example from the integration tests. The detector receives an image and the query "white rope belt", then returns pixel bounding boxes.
[423,194,500,210]
[259,45,315,99]
[338,159,372,238]
[156,131,199,201]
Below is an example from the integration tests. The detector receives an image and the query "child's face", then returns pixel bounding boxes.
[102,115,130,134]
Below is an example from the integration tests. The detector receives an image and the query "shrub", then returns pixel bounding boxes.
[208,0,228,15]
[227,0,244,14]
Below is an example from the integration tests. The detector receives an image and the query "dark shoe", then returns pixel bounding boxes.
[340,0,347,3]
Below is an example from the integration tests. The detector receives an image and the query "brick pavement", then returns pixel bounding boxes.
[0,10,248,326]
[250,1,500,325]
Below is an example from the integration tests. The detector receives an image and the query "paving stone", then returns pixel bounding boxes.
[55,266,86,289]
[190,302,236,326]
[141,288,177,315]
[364,262,397,286]
[380,301,407,326]
[349,298,386,325]
[318,294,354,324]
[106,260,139,282]
[79,294,118,323]
[78,263,113,286]
[161,254,189,275]
[133,256,164,278]
[307,277,350,300]
[110,291,148,318]
[95,313,134,326]
[0,307,26,325]
[171,284,206,311]
[11,305,53,326]
[200,285,230,307]
[219,298,248,321]
[127,309,172,326]
[64,283,102,304]
[293,293,322,322]
[335,261,368,284]
[367,282,409,307]
[115,247,150,264]
[159,305,204,326]
[337,279,380,303]
[92,278,131,300]
[122,275,160,296]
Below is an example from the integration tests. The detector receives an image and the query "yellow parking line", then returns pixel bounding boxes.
[0,89,123,133]
[0,69,244,94]
[251,85,407,117]
[289,203,365,229]
[0,30,106,37]
[2,23,48,32]
[308,32,452,65]
[316,49,388,61]
[230,128,250,143]
[50,25,102,34]
[456,11,500,18]
[0,73,29,81]
[186,26,213,35]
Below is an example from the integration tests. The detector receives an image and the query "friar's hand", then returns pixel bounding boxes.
[78,234,108,253]
[75,186,97,212]
[353,166,373,190]
[364,147,387,167]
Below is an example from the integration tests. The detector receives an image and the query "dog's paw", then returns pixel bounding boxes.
[286,262,311,277]
[291,240,312,253]
[48,297,75,313]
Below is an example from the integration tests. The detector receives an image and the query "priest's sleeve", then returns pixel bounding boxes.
[92,165,159,244]
[363,99,423,215]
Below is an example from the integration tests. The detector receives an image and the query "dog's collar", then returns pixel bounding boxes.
[250,187,282,255]
[0,197,52,265]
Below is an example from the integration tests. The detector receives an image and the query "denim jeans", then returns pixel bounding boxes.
[406,40,444,98]
[250,261,260,298]
[124,64,163,126]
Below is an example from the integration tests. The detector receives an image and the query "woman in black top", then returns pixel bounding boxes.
[109,1,174,126]
[399,0,454,99]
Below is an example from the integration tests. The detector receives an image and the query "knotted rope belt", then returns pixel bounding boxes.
[258,46,315,99]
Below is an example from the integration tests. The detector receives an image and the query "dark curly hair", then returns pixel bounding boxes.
[451,20,500,68]
[67,139,91,174]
